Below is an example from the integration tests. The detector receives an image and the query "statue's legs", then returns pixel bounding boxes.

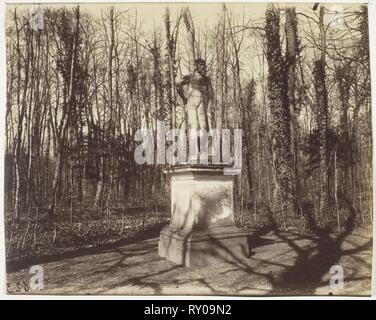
[187,94,209,130]
[187,97,211,163]
[186,95,200,130]
[187,96,201,162]
[197,102,208,130]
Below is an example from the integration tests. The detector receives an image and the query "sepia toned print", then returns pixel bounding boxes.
[4,2,372,296]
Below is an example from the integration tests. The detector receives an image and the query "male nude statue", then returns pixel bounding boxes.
[176,58,214,131]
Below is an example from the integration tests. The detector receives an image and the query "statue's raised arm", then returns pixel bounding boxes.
[176,75,190,106]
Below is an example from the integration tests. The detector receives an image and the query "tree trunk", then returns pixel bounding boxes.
[265,6,295,218]
[14,11,31,219]
[285,7,298,210]
[313,59,329,216]
[49,6,80,215]
[183,7,196,72]
[315,6,329,215]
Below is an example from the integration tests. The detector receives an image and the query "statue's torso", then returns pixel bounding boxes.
[187,73,210,99]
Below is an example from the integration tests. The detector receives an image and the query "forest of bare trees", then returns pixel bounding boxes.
[4,3,372,260]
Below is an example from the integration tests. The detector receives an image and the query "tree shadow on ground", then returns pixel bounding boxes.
[8,201,372,296]
[238,200,372,295]
[246,225,275,255]
[69,204,372,295]
[264,204,372,295]
[6,222,166,273]
[189,199,372,296]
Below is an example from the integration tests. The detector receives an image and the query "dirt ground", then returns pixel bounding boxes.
[6,229,373,296]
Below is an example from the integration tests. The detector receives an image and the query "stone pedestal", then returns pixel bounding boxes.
[158,165,249,267]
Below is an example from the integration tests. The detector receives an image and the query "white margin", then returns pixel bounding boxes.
[0,0,375,301]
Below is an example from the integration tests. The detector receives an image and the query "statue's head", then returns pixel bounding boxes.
[194,58,206,75]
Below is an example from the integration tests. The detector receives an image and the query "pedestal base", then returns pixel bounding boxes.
[158,165,249,267]
[159,225,249,267]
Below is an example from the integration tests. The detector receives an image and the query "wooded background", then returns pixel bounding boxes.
[4,3,372,259]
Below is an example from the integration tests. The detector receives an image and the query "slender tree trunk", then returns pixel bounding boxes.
[315,6,329,215]
[164,8,179,129]
[265,6,295,217]
[14,12,31,219]
[217,4,226,132]
[285,7,298,210]
[313,59,329,216]
[49,6,80,215]
[183,7,196,72]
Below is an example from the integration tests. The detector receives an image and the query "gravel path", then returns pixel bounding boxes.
[6,230,372,296]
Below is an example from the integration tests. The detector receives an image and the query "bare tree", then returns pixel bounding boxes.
[48,6,81,215]
[265,6,295,221]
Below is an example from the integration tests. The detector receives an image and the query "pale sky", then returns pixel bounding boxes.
[7,2,362,30]
[6,2,366,102]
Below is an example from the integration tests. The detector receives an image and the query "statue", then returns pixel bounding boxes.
[176,58,214,132]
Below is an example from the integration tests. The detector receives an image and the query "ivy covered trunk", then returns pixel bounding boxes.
[285,7,299,209]
[313,59,329,215]
[265,6,295,219]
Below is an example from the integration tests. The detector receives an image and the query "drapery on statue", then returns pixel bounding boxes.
[176,58,214,131]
